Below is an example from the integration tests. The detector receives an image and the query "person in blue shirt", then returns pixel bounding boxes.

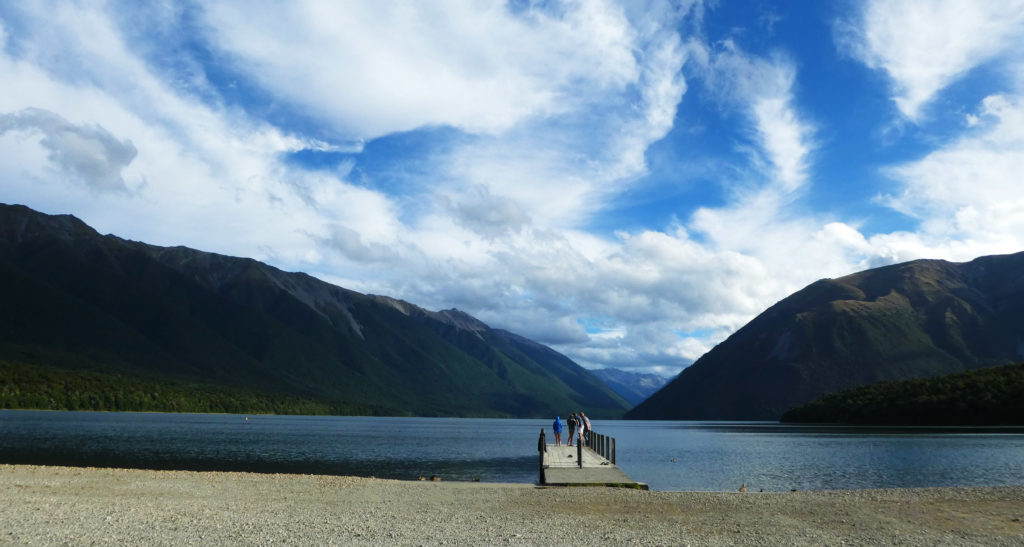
[552,416,563,446]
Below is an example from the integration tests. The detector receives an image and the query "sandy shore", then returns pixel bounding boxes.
[2,465,1023,546]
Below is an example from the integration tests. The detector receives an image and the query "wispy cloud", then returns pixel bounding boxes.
[877,94,1024,259]
[837,0,1024,264]
[0,0,838,374]
[839,0,1024,121]
[0,1,396,263]
[699,41,815,193]
[199,0,642,140]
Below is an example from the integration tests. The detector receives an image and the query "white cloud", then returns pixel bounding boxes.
[878,94,1024,260]
[0,0,851,379]
[702,42,815,193]
[751,95,813,192]
[608,24,691,182]
[20,0,1024,381]
[200,0,641,139]
[242,7,842,375]
[0,2,401,268]
[842,0,1024,121]
[430,7,695,232]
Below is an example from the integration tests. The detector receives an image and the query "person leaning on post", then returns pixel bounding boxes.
[567,412,578,446]
[580,411,591,445]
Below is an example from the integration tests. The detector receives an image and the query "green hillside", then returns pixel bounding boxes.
[780,363,1024,425]
[0,360,374,415]
[628,253,1024,420]
[0,203,630,418]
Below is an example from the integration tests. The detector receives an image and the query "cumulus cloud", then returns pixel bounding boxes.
[840,0,1024,121]
[0,108,137,192]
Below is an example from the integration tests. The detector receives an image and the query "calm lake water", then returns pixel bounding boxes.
[2,410,1023,491]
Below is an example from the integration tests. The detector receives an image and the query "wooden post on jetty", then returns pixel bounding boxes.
[538,429,546,484]
[537,428,646,489]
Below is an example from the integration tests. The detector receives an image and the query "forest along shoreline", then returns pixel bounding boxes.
[2,464,1023,545]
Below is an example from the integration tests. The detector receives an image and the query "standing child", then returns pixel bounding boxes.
[552,416,563,446]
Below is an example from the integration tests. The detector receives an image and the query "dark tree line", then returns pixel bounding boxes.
[0,360,376,415]
[781,362,1024,425]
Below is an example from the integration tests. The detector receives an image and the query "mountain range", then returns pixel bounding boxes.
[628,252,1024,420]
[590,368,671,405]
[0,203,630,418]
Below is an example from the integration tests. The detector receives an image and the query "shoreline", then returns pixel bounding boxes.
[3,464,1023,545]
[4,459,1020,494]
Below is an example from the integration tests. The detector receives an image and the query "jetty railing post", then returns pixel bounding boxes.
[577,434,583,468]
[604,435,609,459]
[538,429,546,484]
[611,437,616,464]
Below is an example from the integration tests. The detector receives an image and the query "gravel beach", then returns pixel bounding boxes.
[2,464,1023,546]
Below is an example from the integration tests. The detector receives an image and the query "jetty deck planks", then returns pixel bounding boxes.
[540,444,647,489]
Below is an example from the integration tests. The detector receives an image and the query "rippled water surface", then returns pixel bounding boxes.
[2,411,1023,491]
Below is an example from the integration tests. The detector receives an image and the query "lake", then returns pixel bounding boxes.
[2,410,1023,491]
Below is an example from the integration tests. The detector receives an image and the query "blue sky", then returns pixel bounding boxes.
[2,1,1024,376]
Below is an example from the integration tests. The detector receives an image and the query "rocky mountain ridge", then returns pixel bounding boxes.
[0,203,630,418]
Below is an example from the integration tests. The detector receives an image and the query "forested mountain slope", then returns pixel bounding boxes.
[0,203,630,417]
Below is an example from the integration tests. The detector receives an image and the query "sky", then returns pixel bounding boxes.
[2,1,1024,377]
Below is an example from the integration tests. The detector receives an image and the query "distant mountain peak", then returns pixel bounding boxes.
[368,297,490,334]
[4,204,97,244]
[433,308,489,332]
[591,368,671,406]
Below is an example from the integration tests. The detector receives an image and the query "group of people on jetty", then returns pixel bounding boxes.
[551,412,590,447]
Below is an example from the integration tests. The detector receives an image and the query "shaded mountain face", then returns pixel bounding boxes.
[591,368,671,405]
[627,253,1024,420]
[0,203,630,418]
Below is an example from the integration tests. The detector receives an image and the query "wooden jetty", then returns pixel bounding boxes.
[537,429,648,489]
